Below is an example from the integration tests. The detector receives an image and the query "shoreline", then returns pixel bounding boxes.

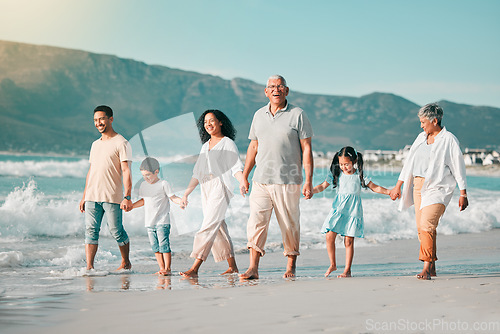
[4,230,499,333]
[1,152,499,177]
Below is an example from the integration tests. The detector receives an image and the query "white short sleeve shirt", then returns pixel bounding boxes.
[138,179,175,228]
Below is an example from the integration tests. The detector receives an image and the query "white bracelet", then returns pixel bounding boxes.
[460,194,467,198]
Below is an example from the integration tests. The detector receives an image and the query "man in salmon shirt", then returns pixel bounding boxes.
[79,105,133,273]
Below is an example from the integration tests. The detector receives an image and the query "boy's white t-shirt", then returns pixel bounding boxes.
[138,179,174,228]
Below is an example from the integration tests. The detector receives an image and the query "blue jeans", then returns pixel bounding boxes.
[85,201,129,246]
[147,224,171,253]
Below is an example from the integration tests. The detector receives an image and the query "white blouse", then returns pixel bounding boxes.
[412,141,433,177]
[192,136,244,191]
[398,127,467,211]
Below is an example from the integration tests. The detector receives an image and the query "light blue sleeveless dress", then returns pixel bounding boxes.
[321,171,370,238]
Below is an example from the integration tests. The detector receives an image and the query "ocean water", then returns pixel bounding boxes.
[1,154,500,327]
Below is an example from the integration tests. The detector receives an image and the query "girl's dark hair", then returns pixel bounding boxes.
[197,109,236,143]
[329,146,367,188]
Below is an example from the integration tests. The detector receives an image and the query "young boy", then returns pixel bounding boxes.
[132,157,183,275]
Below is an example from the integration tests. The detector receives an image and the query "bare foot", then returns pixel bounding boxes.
[283,256,296,278]
[220,267,238,275]
[239,268,259,279]
[160,270,171,276]
[430,262,437,277]
[337,270,351,278]
[416,271,431,280]
[116,261,132,271]
[324,265,337,277]
[179,269,198,278]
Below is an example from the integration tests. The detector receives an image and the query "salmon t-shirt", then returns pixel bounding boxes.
[85,134,132,204]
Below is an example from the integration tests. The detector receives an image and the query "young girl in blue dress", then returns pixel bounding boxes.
[313,146,391,278]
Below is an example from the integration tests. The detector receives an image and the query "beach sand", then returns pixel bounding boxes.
[22,274,497,334]
[4,230,492,334]
[41,275,499,334]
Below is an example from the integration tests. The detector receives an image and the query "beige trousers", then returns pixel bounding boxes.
[190,176,235,262]
[413,177,446,262]
[247,182,301,257]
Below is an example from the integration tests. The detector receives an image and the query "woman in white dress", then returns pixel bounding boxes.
[180,110,246,277]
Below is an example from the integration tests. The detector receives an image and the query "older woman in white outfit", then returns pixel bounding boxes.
[180,110,246,277]
[390,103,468,280]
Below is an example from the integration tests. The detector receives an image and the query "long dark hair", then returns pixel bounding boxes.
[329,146,367,188]
[197,109,236,143]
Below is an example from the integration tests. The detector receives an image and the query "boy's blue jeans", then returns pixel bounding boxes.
[147,224,171,253]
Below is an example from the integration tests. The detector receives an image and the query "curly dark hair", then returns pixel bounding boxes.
[197,109,236,143]
[329,146,367,189]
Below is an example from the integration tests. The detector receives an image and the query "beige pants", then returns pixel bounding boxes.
[247,182,301,257]
[413,177,446,262]
[190,176,235,262]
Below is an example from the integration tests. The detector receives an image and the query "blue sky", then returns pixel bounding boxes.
[1,0,499,108]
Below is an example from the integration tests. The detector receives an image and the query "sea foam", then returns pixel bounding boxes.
[0,179,83,237]
[0,158,89,178]
[1,178,499,247]
[0,251,24,267]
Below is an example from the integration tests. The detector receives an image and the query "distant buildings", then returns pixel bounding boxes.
[376,147,500,166]
[363,149,399,162]
[313,145,500,166]
[314,147,500,166]
[463,148,500,166]
[315,149,401,162]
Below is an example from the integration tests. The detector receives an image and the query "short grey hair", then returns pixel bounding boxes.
[267,74,287,87]
[418,103,443,126]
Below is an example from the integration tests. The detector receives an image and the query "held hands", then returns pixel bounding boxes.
[180,195,189,209]
[389,186,401,201]
[240,179,249,197]
[303,182,313,200]
[81,198,133,213]
[120,198,133,212]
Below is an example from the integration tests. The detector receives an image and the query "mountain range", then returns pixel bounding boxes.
[1,40,498,155]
